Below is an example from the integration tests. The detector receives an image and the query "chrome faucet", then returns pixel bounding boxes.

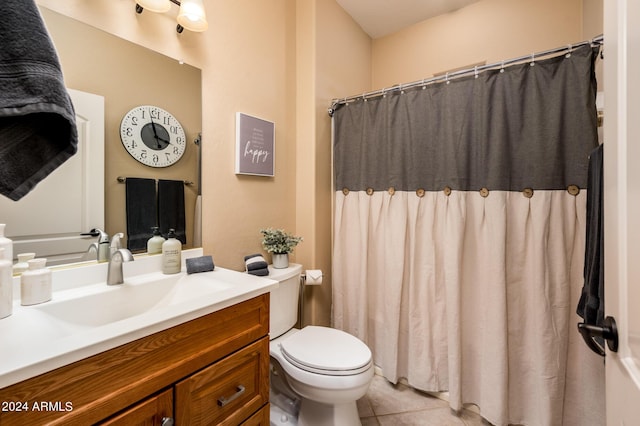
[84,243,99,261]
[107,248,134,285]
[82,228,110,263]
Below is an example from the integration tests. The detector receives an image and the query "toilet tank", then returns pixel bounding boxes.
[268,263,303,340]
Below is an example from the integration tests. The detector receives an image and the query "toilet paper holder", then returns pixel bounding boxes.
[298,269,323,329]
[302,269,323,285]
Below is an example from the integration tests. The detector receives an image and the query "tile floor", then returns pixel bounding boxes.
[357,374,487,426]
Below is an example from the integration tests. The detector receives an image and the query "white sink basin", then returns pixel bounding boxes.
[34,272,235,329]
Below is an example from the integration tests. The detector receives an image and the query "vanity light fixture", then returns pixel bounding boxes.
[136,0,208,33]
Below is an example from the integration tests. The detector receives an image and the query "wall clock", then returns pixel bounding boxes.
[120,105,186,167]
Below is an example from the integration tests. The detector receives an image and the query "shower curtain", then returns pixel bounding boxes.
[332,44,604,426]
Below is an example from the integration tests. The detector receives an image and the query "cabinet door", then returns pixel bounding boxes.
[175,338,269,426]
[99,388,173,426]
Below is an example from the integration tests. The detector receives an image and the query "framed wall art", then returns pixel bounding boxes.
[235,112,275,176]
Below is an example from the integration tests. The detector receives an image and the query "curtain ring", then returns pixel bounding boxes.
[416,188,425,198]
[342,187,350,196]
[567,185,580,196]
[366,187,374,196]
[443,186,452,196]
[523,188,534,198]
[388,187,396,196]
[479,187,490,198]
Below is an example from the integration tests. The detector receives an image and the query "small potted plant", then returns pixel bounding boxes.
[260,228,303,268]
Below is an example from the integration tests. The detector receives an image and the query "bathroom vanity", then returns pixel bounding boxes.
[0,250,276,425]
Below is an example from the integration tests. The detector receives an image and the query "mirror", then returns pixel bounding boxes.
[2,6,202,266]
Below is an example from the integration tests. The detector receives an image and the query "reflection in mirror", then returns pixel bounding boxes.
[0,6,202,267]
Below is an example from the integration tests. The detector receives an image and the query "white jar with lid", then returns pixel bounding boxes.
[13,252,35,275]
[21,258,52,306]
[0,248,12,319]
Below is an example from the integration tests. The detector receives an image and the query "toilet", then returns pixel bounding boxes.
[268,264,373,426]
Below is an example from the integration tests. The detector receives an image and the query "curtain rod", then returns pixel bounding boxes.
[328,35,603,116]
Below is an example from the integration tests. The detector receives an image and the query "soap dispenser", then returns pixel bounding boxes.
[21,258,52,306]
[147,227,165,255]
[162,229,182,274]
[0,248,12,319]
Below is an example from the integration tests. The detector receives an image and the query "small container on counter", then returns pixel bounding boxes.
[21,258,52,306]
[147,227,165,255]
[0,224,13,262]
[13,252,35,275]
[0,248,12,319]
[162,229,182,275]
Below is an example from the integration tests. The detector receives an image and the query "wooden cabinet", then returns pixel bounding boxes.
[99,389,173,426]
[0,294,270,426]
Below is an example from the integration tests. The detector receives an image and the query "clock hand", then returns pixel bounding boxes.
[148,108,163,149]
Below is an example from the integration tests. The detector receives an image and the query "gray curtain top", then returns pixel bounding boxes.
[333,45,599,192]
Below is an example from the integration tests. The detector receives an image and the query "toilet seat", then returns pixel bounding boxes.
[279,326,371,376]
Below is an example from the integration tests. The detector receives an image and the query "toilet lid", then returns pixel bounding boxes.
[280,326,372,376]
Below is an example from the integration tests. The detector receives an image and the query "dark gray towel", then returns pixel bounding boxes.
[248,268,269,277]
[186,255,215,274]
[577,144,604,326]
[158,179,186,244]
[0,0,78,201]
[126,178,157,252]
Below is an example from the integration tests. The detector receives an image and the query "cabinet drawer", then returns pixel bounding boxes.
[175,337,269,425]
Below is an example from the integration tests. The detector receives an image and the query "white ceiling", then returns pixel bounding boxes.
[335,0,482,38]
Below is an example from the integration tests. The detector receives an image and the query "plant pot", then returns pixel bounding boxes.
[272,253,289,269]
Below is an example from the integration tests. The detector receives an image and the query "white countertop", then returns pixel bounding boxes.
[0,249,278,388]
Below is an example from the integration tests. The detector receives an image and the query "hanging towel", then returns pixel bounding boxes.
[577,144,604,326]
[158,179,186,244]
[126,178,157,252]
[0,0,78,201]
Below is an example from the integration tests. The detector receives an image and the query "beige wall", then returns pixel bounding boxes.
[372,0,586,89]
[297,0,371,326]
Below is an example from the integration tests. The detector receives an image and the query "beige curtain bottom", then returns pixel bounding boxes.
[332,189,604,426]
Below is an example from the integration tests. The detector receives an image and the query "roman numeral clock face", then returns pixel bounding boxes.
[120,105,186,167]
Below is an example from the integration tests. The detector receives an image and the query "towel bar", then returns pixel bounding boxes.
[117,176,194,186]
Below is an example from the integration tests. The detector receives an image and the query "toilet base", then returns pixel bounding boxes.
[298,399,361,426]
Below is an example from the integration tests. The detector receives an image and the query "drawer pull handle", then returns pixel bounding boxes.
[217,385,246,407]
[160,417,174,426]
